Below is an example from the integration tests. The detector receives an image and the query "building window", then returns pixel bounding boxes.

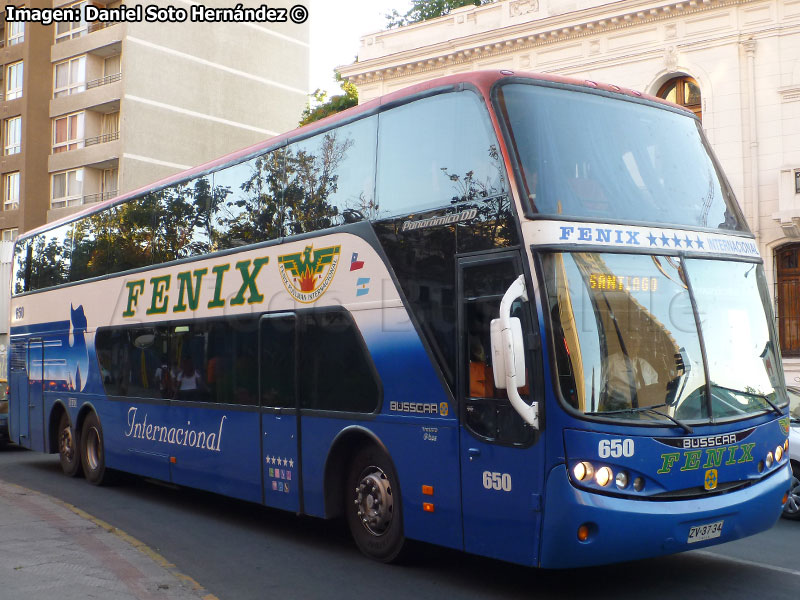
[2,228,18,241]
[51,168,84,209]
[657,75,702,120]
[7,21,24,46]
[4,172,20,210]
[776,244,800,356]
[55,1,88,43]
[54,56,86,98]
[102,168,118,198]
[5,116,21,155]
[53,112,85,153]
[104,54,121,77]
[6,62,23,100]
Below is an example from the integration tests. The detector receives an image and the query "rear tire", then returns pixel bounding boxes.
[58,412,82,477]
[345,445,406,563]
[80,412,110,485]
[782,463,800,521]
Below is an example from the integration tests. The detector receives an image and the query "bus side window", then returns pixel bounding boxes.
[260,316,296,409]
[298,309,381,413]
[462,260,535,446]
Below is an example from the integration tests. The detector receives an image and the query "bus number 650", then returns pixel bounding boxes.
[483,471,512,492]
[598,438,635,458]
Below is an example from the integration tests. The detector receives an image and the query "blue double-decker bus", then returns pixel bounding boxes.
[8,71,792,567]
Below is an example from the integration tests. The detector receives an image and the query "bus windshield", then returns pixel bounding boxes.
[544,253,787,425]
[497,82,745,231]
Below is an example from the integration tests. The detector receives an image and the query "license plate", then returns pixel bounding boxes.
[687,520,724,544]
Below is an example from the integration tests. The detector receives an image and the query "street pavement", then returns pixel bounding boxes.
[0,478,215,600]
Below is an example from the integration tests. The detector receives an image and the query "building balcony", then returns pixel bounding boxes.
[50,74,122,117]
[48,136,120,172]
[51,22,123,63]
[47,190,116,223]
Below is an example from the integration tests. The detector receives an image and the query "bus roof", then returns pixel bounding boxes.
[23,70,687,241]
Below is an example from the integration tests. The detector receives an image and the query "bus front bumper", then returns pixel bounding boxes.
[538,464,789,569]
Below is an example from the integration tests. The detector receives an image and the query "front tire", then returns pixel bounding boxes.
[80,412,109,485]
[345,445,406,562]
[783,463,800,520]
[58,412,82,477]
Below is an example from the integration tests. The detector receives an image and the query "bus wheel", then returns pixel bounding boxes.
[783,464,800,520]
[345,445,405,562]
[80,413,109,486]
[58,412,82,477]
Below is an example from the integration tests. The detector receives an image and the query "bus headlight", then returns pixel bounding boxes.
[775,445,783,462]
[595,466,613,487]
[573,461,594,482]
[615,471,629,489]
[765,451,773,468]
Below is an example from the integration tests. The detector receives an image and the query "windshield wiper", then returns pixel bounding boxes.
[711,385,783,417]
[587,403,694,434]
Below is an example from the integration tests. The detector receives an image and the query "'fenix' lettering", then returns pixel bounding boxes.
[122,257,269,318]
[657,443,756,474]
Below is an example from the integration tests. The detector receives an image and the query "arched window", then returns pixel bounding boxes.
[776,244,800,355]
[657,75,702,120]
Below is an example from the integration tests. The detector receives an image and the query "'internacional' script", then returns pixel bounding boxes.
[125,407,227,452]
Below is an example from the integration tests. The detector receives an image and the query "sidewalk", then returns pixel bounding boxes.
[0,479,216,600]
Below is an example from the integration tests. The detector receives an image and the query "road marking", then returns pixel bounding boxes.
[692,550,800,577]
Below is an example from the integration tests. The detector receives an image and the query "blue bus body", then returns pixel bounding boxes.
[8,71,792,568]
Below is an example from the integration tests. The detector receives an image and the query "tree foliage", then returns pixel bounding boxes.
[386,0,495,28]
[299,72,358,126]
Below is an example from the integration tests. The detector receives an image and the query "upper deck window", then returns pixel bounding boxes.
[496,82,744,232]
[376,90,504,220]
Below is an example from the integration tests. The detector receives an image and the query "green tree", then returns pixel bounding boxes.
[299,72,358,126]
[386,0,495,28]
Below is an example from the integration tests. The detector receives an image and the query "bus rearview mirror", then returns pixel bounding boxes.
[490,317,526,390]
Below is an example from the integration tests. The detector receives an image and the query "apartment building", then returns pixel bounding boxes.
[0,0,309,238]
[339,0,800,383]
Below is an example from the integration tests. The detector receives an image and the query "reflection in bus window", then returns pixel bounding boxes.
[545,253,708,422]
[498,83,744,231]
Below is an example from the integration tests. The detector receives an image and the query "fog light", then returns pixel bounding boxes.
[633,477,645,492]
[615,471,629,489]
[595,466,613,487]
[577,524,590,542]
[766,452,774,468]
[573,461,594,482]
[775,446,783,462]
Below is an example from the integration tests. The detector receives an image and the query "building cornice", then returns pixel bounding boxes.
[339,0,749,84]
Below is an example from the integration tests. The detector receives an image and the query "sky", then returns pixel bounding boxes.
[308,0,411,96]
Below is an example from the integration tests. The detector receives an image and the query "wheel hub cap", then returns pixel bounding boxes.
[354,467,393,536]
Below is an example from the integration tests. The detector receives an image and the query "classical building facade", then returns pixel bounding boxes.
[0,0,309,235]
[340,0,800,383]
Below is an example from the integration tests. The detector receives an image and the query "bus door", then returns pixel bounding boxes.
[24,338,44,451]
[458,255,544,566]
[259,314,301,512]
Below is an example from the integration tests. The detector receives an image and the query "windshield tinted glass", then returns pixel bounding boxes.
[544,253,785,425]
[686,259,786,416]
[498,83,745,231]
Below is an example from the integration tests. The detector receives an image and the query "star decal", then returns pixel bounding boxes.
[695,236,705,249]
[265,455,272,464]
[647,233,659,246]
[289,459,294,468]
[672,234,682,248]
[684,236,693,248]
[660,233,671,247]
